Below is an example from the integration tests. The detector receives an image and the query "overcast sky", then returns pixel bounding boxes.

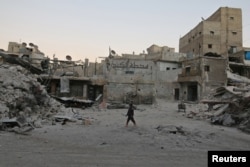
[1,0,250,62]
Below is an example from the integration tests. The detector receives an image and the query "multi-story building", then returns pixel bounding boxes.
[179,7,243,58]
[103,45,185,104]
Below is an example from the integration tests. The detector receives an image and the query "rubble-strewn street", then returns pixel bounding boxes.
[1,4,250,166]
[0,99,250,167]
[0,64,249,166]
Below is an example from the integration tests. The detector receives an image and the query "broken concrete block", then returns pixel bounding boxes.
[213,104,229,116]
[82,119,92,125]
[222,114,235,126]
[0,103,9,114]
[211,113,235,126]
[33,120,42,128]
[0,117,24,128]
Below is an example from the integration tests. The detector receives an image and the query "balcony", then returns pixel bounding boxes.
[178,70,201,77]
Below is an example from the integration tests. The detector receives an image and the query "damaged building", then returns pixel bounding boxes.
[178,55,227,101]
[1,7,249,106]
[179,7,242,58]
[178,7,249,102]
[228,47,250,78]
[103,45,186,104]
[39,57,105,107]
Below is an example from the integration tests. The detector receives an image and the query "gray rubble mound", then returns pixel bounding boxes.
[0,64,68,132]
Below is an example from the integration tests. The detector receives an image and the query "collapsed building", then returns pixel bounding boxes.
[0,63,73,133]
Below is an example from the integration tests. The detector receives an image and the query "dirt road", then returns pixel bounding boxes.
[1,102,249,167]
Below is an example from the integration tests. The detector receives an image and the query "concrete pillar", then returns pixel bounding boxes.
[83,84,88,99]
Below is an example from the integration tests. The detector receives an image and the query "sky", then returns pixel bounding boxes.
[1,0,250,62]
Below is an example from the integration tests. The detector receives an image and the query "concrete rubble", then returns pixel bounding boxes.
[1,62,250,135]
[0,64,78,134]
[183,70,250,133]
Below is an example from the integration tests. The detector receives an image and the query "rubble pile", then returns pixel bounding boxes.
[186,71,250,133]
[0,64,69,133]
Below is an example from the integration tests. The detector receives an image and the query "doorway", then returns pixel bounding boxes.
[174,88,180,100]
[187,85,198,101]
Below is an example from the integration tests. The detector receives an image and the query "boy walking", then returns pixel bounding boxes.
[126,103,136,127]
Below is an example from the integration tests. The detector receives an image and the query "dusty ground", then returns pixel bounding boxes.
[0,100,250,167]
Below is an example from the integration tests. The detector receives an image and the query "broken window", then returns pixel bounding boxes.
[166,67,170,70]
[210,31,214,35]
[208,44,212,49]
[204,65,210,72]
[230,16,234,20]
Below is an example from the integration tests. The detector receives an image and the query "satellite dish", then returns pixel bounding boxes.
[22,42,27,47]
[66,55,72,61]
[29,43,34,47]
[111,50,116,55]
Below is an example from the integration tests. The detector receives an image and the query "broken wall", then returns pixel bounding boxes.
[201,57,227,98]
[178,56,227,101]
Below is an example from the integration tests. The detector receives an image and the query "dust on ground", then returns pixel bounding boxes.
[1,99,249,167]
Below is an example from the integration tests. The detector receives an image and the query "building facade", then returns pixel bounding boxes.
[102,45,185,104]
[179,7,243,58]
[178,56,227,101]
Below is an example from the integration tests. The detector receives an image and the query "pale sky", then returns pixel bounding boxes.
[1,0,250,62]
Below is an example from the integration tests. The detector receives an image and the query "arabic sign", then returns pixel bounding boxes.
[111,61,149,69]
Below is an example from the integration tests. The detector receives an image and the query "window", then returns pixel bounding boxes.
[229,46,237,53]
[210,31,214,35]
[208,44,212,49]
[204,65,210,72]
[232,31,237,35]
[166,67,170,70]
[186,67,191,75]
